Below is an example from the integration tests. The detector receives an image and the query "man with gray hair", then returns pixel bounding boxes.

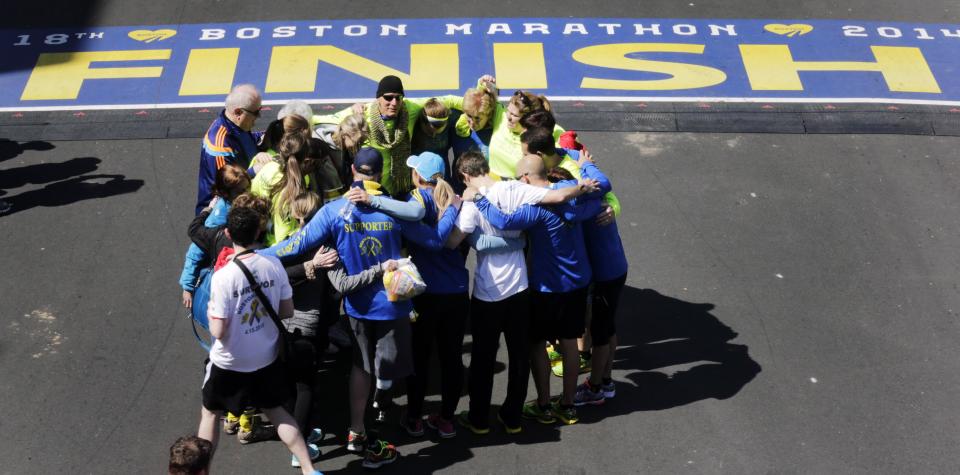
[195,84,263,214]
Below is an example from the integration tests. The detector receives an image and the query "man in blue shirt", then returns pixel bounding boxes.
[258,147,459,470]
[467,154,610,426]
[196,84,262,214]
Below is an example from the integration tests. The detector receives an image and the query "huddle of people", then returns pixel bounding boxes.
[175,75,628,474]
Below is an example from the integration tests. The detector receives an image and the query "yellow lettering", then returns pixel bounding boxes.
[264,44,459,93]
[493,43,548,89]
[572,43,726,90]
[21,50,170,101]
[739,45,941,93]
[180,48,240,96]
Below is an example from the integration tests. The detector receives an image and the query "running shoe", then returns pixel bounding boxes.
[546,344,562,362]
[601,380,616,399]
[551,402,579,425]
[237,419,277,444]
[456,411,490,435]
[306,427,324,445]
[496,413,523,434]
[551,355,592,377]
[401,416,425,437]
[346,430,367,453]
[222,415,239,435]
[426,414,456,439]
[521,400,556,424]
[291,443,321,468]
[573,380,606,406]
[362,439,398,469]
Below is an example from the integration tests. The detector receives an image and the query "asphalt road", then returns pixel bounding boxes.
[3,2,960,474]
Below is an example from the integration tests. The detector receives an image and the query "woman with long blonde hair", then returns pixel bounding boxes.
[250,132,315,245]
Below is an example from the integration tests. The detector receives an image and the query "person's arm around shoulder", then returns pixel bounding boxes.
[474,196,539,231]
[400,197,462,249]
[258,205,334,260]
[537,179,600,205]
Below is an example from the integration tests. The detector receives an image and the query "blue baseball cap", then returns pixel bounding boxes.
[354,147,383,175]
[406,151,445,183]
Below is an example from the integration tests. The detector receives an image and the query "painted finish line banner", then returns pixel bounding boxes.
[2,18,960,110]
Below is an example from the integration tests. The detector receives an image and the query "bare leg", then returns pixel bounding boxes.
[261,406,315,475]
[559,338,579,406]
[530,342,551,406]
[349,364,371,434]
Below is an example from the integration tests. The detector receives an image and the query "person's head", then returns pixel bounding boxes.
[290,191,321,229]
[506,90,551,132]
[334,113,368,156]
[547,166,575,183]
[514,154,548,185]
[456,150,489,187]
[270,132,311,219]
[226,206,263,248]
[261,114,310,153]
[353,147,383,181]
[375,75,405,118]
[520,126,559,167]
[418,99,450,137]
[211,163,251,202]
[169,436,212,475]
[231,192,272,234]
[407,151,455,213]
[461,86,498,131]
[519,109,556,132]
[277,100,314,123]
[224,84,262,132]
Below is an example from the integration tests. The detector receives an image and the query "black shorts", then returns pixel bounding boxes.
[591,274,627,346]
[201,358,292,415]
[530,286,589,342]
[348,316,414,380]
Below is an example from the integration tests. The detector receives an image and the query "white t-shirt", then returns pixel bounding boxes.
[457,180,548,302]
[207,253,293,372]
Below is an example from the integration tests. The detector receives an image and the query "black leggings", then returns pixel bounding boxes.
[406,293,468,420]
[286,335,322,437]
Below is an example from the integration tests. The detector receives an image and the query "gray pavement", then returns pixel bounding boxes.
[4,1,960,474]
[3,131,960,474]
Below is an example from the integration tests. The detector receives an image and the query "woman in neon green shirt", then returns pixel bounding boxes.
[251,127,317,246]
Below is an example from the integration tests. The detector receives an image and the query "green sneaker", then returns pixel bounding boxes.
[546,344,562,362]
[455,411,490,435]
[551,355,592,377]
[551,401,579,425]
[521,400,556,424]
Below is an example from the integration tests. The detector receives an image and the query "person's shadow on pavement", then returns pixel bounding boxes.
[577,287,761,424]
[0,140,144,216]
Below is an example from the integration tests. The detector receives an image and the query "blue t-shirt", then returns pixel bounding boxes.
[258,194,459,320]
[475,180,599,293]
[404,188,469,294]
[577,163,629,282]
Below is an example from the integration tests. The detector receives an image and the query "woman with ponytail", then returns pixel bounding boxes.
[250,131,316,246]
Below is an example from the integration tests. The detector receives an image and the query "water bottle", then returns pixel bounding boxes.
[339,180,363,222]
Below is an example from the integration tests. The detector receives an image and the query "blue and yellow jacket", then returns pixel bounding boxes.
[196,110,259,214]
[258,183,459,320]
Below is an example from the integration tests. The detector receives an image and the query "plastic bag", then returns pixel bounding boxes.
[383,258,427,302]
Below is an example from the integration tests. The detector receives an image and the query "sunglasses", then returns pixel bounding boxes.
[381,94,404,103]
[426,116,448,129]
[241,107,262,118]
[514,172,530,180]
